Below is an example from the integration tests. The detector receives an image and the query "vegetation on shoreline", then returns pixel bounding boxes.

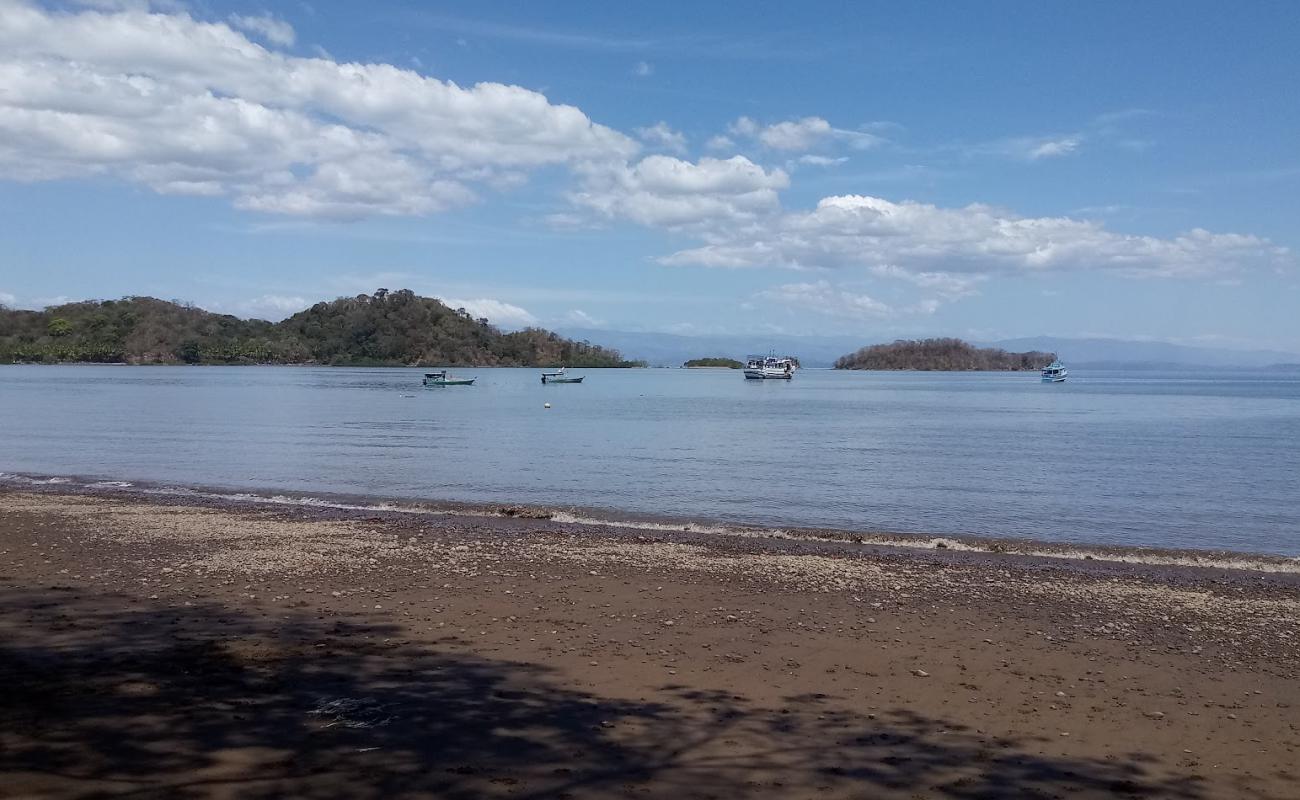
[683,357,744,369]
[0,290,644,367]
[834,338,1055,371]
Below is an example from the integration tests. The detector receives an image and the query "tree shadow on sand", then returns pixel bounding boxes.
[0,586,1251,799]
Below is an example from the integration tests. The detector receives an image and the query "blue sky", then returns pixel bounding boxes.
[1,0,1298,351]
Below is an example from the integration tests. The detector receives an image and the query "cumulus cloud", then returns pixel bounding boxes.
[569,154,788,229]
[0,1,1283,298]
[439,297,537,327]
[757,116,831,150]
[726,116,883,152]
[228,12,294,46]
[635,121,687,154]
[705,134,734,151]
[0,0,637,218]
[660,194,1289,279]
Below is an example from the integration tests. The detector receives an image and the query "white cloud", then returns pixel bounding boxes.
[725,116,884,152]
[569,154,788,229]
[0,1,637,219]
[632,60,653,77]
[705,134,734,151]
[868,264,985,299]
[793,154,848,168]
[960,133,1087,162]
[1027,135,1082,160]
[239,293,308,319]
[661,194,1289,279]
[565,309,603,327]
[757,116,831,150]
[194,293,308,320]
[758,277,956,323]
[439,297,537,327]
[758,280,896,320]
[635,121,687,154]
[727,116,759,137]
[228,12,295,46]
[0,290,15,306]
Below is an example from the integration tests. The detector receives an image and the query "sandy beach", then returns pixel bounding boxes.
[2,487,1298,799]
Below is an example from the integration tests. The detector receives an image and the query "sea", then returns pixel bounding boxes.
[2,365,1298,557]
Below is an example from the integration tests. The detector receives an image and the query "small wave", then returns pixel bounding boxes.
[0,474,73,485]
[7,473,1297,573]
[183,489,449,516]
[547,512,1300,573]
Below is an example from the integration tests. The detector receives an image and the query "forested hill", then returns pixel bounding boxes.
[0,290,640,367]
[834,338,1055,371]
[683,357,744,368]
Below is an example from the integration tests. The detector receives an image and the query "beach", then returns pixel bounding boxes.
[2,487,1298,799]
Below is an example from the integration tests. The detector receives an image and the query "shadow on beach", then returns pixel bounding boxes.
[0,586,1219,800]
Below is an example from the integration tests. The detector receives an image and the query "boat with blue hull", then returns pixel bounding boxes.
[1041,361,1068,382]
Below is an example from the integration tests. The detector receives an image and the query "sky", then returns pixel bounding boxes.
[1,0,1298,352]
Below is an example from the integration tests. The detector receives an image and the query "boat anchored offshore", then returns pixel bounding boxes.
[541,367,584,384]
[744,355,796,380]
[1041,360,1068,383]
[423,370,475,387]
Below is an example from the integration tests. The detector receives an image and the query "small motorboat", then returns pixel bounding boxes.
[541,367,584,384]
[1041,361,1068,383]
[743,354,796,380]
[423,370,475,386]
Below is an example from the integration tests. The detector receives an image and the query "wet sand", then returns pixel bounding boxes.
[2,488,1298,799]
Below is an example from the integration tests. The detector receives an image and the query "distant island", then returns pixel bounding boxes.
[835,338,1055,371]
[0,290,644,368]
[683,357,744,369]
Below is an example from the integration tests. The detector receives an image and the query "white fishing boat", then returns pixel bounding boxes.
[422,370,475,386]
[744,355,796,380]
[541,367,584,384]
[1041,360,1068,383]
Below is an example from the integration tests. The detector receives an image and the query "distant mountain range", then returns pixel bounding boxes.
[986,337,1300,369]
[556,329,867,368]
[557,329,1300,369]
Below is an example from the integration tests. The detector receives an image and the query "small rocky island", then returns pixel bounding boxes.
[835,338,1055,371]
[683,357,744,369]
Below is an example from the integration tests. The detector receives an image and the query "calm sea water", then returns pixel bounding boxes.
[2,365,1298,555]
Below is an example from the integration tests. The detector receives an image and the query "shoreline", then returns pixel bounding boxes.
[2,488,1298,798]
[4,470,1300,573]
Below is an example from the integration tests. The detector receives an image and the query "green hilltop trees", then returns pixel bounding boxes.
[0,290,642,368]
[834,338,1055,371]
[683,357,744,368]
